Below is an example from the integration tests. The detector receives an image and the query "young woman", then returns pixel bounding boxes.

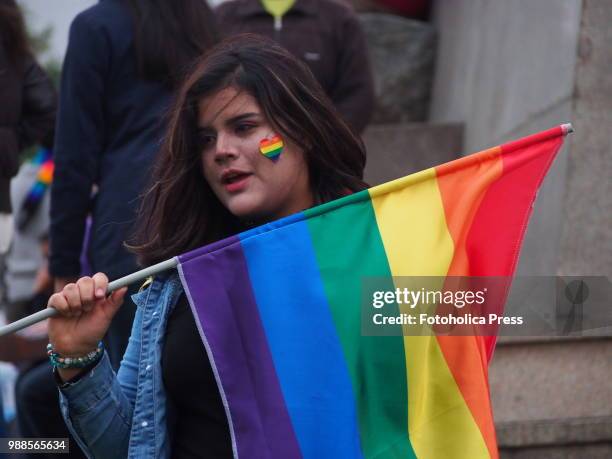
[47,35,368,458]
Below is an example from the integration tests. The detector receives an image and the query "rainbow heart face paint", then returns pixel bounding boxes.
[259,135,284,161]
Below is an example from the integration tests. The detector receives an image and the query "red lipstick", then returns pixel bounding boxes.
[221,169,252,193]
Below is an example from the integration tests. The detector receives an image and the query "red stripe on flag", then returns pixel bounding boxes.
[466,129,565,358]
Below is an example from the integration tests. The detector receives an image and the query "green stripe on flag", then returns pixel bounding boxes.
[305,196,417,458]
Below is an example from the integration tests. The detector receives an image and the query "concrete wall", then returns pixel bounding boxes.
[558,0,612,278]
[490,338,612,423]
[363,123,463,185]
[429,0,582,153]
[491,338,612,457]
[429,0,582,277]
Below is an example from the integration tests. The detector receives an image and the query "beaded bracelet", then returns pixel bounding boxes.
[47,342,104,369]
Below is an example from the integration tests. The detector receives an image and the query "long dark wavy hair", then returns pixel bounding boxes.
[0,0,31,66]
[129,34,368,266]
[126,0,218,85]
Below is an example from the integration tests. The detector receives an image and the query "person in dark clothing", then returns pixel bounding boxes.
[0,0,56,253]
[49,0,218,369]
[0,0,59,452]
[15,1,216,457]
[215,0,375,134]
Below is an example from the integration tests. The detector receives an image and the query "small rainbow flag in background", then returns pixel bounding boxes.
[259,135,284,160]
[177,125,569,458]
[17,147,54,231]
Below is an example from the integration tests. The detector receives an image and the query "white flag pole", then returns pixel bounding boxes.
[0,258,178,337]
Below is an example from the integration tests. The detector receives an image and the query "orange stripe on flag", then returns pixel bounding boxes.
[434,146,504,459]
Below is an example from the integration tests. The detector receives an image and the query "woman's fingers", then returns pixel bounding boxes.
[76,276,95,312]
[48,272,123,323]
[92,272,109,300]
[48,292,71,317]
[63,283,82,317]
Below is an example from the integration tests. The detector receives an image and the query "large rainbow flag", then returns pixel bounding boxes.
[177,125,569,458]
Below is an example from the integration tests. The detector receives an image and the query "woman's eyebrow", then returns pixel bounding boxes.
[226,112,259,125]
[197,112,260,131]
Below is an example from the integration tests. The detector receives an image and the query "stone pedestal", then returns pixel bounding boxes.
[362,122,463,185]
[558,1,612,279]
[426,1,611,456]
[490,337,612,457]
[359,14,436,123]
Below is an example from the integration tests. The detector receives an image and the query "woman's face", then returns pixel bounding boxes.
[198,87,313,223]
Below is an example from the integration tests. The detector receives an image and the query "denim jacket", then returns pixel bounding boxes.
[59,272,183,459]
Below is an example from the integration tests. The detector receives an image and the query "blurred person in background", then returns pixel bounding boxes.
[4,148,54,324]
[0,0,56,255]
[1,153,94,457]
[9,0,217,454]
[0,0,55,440]
[50,0,218,370]
[215,0,375,135]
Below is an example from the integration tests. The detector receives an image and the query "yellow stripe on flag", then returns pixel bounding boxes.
[369,168,491,458]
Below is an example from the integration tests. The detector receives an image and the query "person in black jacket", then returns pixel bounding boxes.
[49,0,218,368]
[0,0,56,254]
[216,0,376,135]
[16,0,217,456]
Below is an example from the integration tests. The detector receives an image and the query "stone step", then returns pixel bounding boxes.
[490,337,612,453]
[498,416,612,459]
[498,415,612,449]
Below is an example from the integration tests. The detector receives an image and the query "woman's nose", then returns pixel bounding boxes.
[214,132,239,163]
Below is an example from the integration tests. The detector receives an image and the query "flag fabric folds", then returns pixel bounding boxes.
[177,125,568,458]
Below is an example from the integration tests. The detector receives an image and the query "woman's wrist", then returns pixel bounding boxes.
[48,341,104,373]
[56,367,88,384]
[49,338,100,358]
[55,354,103,387]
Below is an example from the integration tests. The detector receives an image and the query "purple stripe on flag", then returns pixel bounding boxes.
[178,237,302,459]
